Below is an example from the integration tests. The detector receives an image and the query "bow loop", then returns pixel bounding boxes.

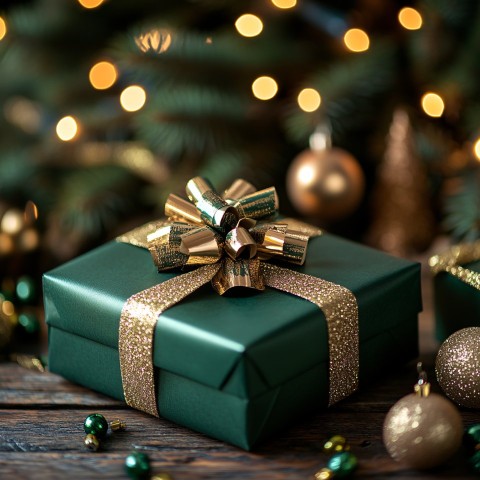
[149,177,312,292]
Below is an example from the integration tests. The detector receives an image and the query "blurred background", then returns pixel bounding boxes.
[0,0,479,358]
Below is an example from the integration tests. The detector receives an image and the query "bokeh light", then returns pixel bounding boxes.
[120,85,147,112]
[398,7,423,30]
[1,209,23,235]
[421,92,444,117]
[235,14,263,38]
[473,138,480,161]
[78,0,105,9]
[343,28,370,52]
[0,16,7,41]
[297,88,321,112]
[135,29,172,54]
[252,76,278,100]
[271,0,297,9]
[89,61,118,90]
[56,116,79,141]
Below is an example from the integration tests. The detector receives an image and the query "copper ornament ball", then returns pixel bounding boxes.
[383,392,463,470]
[436,327,480,408]
[286,147,365,220]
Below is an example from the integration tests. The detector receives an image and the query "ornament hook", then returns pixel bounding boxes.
[309,121,332,152]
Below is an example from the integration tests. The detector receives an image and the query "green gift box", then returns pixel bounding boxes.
[432,255,480,342]
[44,233,421,450]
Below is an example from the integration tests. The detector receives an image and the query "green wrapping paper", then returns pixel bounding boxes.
[44,233,421,449]
[433,260,480,341]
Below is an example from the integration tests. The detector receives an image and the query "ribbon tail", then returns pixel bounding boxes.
[119,263,221,417]
[261,263,359,406]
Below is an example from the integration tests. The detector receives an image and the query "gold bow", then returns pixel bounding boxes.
[429,240,480,290]
[117,178,359,418]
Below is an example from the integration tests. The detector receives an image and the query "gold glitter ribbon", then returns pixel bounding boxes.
[117,178,359,416]
[429,240,480,290]
[119,264,221,417]
[262,264,359,406]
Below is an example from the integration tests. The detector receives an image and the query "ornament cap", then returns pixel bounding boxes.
[414,362,431,397]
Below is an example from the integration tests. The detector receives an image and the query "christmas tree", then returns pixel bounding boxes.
[1,0,480,274]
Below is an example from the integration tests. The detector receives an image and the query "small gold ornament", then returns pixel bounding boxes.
[436,327,480,408]
[323,435,349,454]
[383,363,463,470]
[286,125,365,221]
[314,468,334,480]
[109,419,127,431]
[151,474,174,480]
[84,434,100,452]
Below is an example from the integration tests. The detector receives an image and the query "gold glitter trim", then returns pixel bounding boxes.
[280,218,323,237]
[116,220,170,249]
[119,263,221,416]
[429,241,480,290]
[261,263,359,406]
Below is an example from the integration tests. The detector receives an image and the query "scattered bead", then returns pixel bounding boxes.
[151,474,174,480]
[327,452,358,478]
[84,413,109,439]
[470,451,480,473]
[465,424,480,450]
[84,434,100,452]
[125,451,151,479]
[323,435,350,454]
[110,419,127,431]
[314,467,334,480]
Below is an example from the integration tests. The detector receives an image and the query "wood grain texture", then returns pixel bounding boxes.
[0,267,477,479]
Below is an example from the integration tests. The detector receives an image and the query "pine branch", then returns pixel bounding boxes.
[443,171,480,241]
[135,85,248,160]
[284,41,396,145]
[51,165,140,238]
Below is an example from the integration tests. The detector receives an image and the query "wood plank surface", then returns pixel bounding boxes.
[0,263,478,479]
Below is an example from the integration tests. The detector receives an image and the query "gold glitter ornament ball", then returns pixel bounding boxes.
[383,392,463,469]
[286,148,365,221]
[436,327,480,408]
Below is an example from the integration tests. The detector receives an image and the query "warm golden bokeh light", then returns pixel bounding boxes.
[0,17,6,41]
[78,0,104,9]
[120,85,147,112]
[56,116,79,141]
[473,138,480,161]
[252,76,278,100]
[421,92,444,117]
[135,29,172,54]
[271,0,297,9]
[89,61,118,90]
[398,7,423,30]
[297,88,321,112]
[88,61,118,90]
[1,209,23,235]
[343,28,370,52]
[235,14,263,38]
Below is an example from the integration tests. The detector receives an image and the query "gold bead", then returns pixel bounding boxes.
[110,419,127,431]
[84,434,100,452]
[314,468,334,480]
[323,435,349,454]
[151,474,174,480]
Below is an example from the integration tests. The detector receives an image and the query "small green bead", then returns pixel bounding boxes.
[323,435,349,454]
[84,413,108,439]
[469,450,480,472]
[465,424,480,451]
[125,451,151,479]
[327,452,358,478]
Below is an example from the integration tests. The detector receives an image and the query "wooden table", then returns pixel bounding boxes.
[1,265,478,479]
